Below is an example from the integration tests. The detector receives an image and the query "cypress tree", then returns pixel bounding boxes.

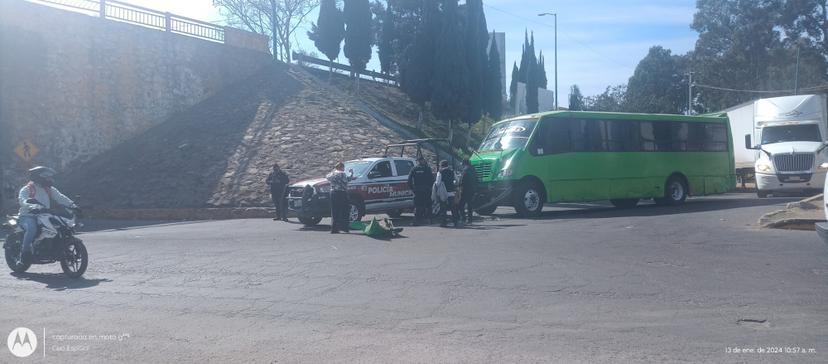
[518,30,529,82]
[462,0,488,125]
[308,0,345,78]
[509,62,519,113]
[378,0,395,75]
[525,32,539,113]
[431,0,469,126]
[485,31,503,119]
[399,0,438,129]
[344,0,373,78]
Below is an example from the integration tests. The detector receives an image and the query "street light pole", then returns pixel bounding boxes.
[538,12,557,110]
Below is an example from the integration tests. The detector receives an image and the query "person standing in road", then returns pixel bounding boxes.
[407,156,435,226]
[457,158,478,225]
[437,160,460,228]
[326,162,353,234]
[266,163,290,221]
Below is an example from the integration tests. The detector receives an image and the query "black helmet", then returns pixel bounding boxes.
[28,166,57,186]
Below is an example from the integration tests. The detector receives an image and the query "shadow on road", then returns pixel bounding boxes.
[491,196,800,220]
[11,272,111,291]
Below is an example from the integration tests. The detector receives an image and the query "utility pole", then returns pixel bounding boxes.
[538,12,557,110]
[687,72,694,115]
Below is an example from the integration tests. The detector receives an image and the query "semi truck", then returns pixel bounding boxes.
[727,94,828,197]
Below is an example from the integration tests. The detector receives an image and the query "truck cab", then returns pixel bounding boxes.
[745,95,828,197]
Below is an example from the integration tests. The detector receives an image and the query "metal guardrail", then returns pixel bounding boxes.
[292,52,398,84]
[28,0,225,43]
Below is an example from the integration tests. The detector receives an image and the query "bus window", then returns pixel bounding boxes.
[569,119,606,152]
[640,122,656,151]
[606,120,633,152]
[532,118,570,155]
[704,124,728,152]
[671,123,689,151]
[653,122,672,151]
[687,123,706,151]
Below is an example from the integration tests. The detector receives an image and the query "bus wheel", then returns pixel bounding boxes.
[513,180,545,217]
[655,176,688,206]
[476,205,497,215]
[610,199,639,209]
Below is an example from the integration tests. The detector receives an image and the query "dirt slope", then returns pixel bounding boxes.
[62,63,411,209]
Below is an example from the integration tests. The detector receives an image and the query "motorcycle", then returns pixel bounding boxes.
[2,201,88,278]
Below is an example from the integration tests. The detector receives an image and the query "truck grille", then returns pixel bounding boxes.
[773,153,814,172]
[474,161,493,180]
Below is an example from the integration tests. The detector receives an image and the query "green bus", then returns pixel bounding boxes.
[471,111,735,217]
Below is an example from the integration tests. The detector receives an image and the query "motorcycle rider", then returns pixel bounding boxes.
[17,166,76,264]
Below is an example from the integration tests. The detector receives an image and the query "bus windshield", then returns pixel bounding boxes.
[478,118,538,151]
[761,124,821,144]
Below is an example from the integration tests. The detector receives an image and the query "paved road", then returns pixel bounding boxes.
[1,194,826,363]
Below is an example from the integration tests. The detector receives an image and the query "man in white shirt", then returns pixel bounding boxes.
[16,166,76,263]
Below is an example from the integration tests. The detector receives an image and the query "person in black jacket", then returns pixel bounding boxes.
[266,163,290,221]
[407,156,434,226]
[457,158,477,224]
[437,160,460,227]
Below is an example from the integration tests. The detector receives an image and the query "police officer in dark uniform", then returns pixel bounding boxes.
[266,163,290,221]
[407,156,434,226]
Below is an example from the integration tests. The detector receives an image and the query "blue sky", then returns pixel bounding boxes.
[127,0,700,107]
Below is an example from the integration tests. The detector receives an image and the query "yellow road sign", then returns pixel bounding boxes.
[15,141,38,162]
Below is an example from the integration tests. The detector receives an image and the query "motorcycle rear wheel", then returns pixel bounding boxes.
[4,233,30,273]
[60,239,88,278]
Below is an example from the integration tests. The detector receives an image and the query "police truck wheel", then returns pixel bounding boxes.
[655,176,688,206]
[512,180,545,217]
[348,201,365,223]
[476,205,497,215]
[4,234,30,273]
[610,198,639,209]
[298,216,322,226]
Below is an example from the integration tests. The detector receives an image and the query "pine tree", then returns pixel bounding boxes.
[462,0,489,125]
[509,62,519,113]
[518,30,529,82]
[485,31,503,119]
[525,32,539,113]
[399,0,438,129]
[431,0,469,131]
[377,0,395,75]
[344,0,373,79]
[308,0,345,78]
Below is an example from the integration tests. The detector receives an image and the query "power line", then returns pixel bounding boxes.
[481,1,636,69]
